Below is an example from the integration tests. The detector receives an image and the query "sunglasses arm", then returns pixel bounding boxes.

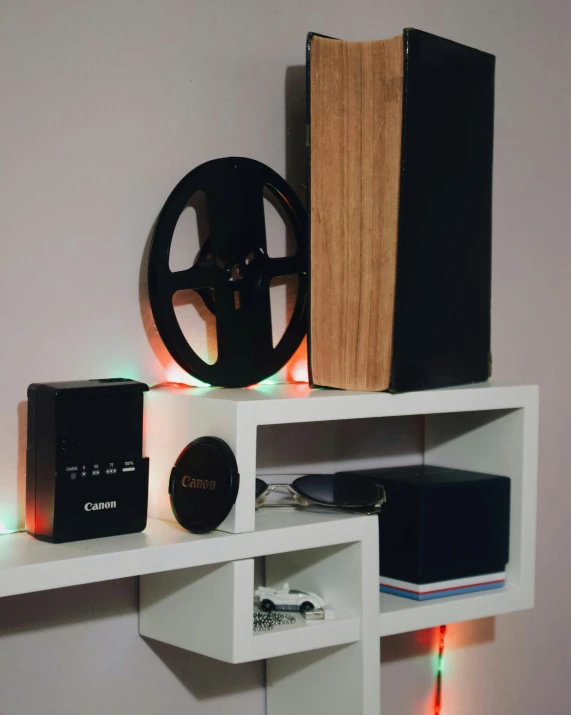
[256,484,310,509]
[373,485,387,512]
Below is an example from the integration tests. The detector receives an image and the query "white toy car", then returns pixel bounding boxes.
[255,583,325,613]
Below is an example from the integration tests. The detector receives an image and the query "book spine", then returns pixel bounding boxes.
[390,29,495,393]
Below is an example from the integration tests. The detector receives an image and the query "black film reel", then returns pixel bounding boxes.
[148,157,308,387]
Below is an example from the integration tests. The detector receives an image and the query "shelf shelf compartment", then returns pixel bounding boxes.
[145,382,539,534]
[139,524,376,664]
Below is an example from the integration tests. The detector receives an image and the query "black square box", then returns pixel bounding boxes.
[340,465,510,584]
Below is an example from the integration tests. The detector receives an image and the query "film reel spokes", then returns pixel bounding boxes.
[148,158,308,387]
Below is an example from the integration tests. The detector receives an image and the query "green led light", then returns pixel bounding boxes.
[107,364,140,381]
[434,625,447,714]
[0,520,17,535]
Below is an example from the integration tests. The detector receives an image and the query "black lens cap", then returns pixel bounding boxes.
[169,437,239,534]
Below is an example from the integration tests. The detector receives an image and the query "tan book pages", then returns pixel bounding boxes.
[310,35,403,391]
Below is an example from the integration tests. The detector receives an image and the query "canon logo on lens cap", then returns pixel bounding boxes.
[169,437,239,534]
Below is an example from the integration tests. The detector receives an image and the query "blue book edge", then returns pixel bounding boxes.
[380,581,505,601]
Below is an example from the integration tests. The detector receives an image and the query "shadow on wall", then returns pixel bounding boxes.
[143,637,264,700]
[257,415,424,473]
[283,65,310,383]
[285,65,306,204]
[0,579,139,634]
[0,578,264,703]
[139,216,176,377]
[15,400,27,529]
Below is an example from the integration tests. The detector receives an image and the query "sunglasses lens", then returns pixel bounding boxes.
[292,474,379,507]
[255,478,268,499]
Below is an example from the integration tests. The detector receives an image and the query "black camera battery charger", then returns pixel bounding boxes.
[26,378,149,543]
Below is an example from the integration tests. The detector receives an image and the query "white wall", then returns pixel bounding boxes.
[1,1,570,714]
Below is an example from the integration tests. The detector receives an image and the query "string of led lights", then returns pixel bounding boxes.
[434,625,448,715]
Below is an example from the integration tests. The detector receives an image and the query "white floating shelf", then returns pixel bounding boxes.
[139,524,373,664]
[0,382,539,715]
[0,510,369,600]
[146,381,539,534]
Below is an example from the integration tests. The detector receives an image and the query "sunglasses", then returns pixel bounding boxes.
[255,474,386,515]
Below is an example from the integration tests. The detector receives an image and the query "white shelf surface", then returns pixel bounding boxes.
[164,381,536,424]
[0,512,535,641]
[0,510,367,600]
[379,582,531,637]
[251,611,360,661]
[138,517,376,665]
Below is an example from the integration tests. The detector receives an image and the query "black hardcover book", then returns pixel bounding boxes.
[307,29,495,392]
